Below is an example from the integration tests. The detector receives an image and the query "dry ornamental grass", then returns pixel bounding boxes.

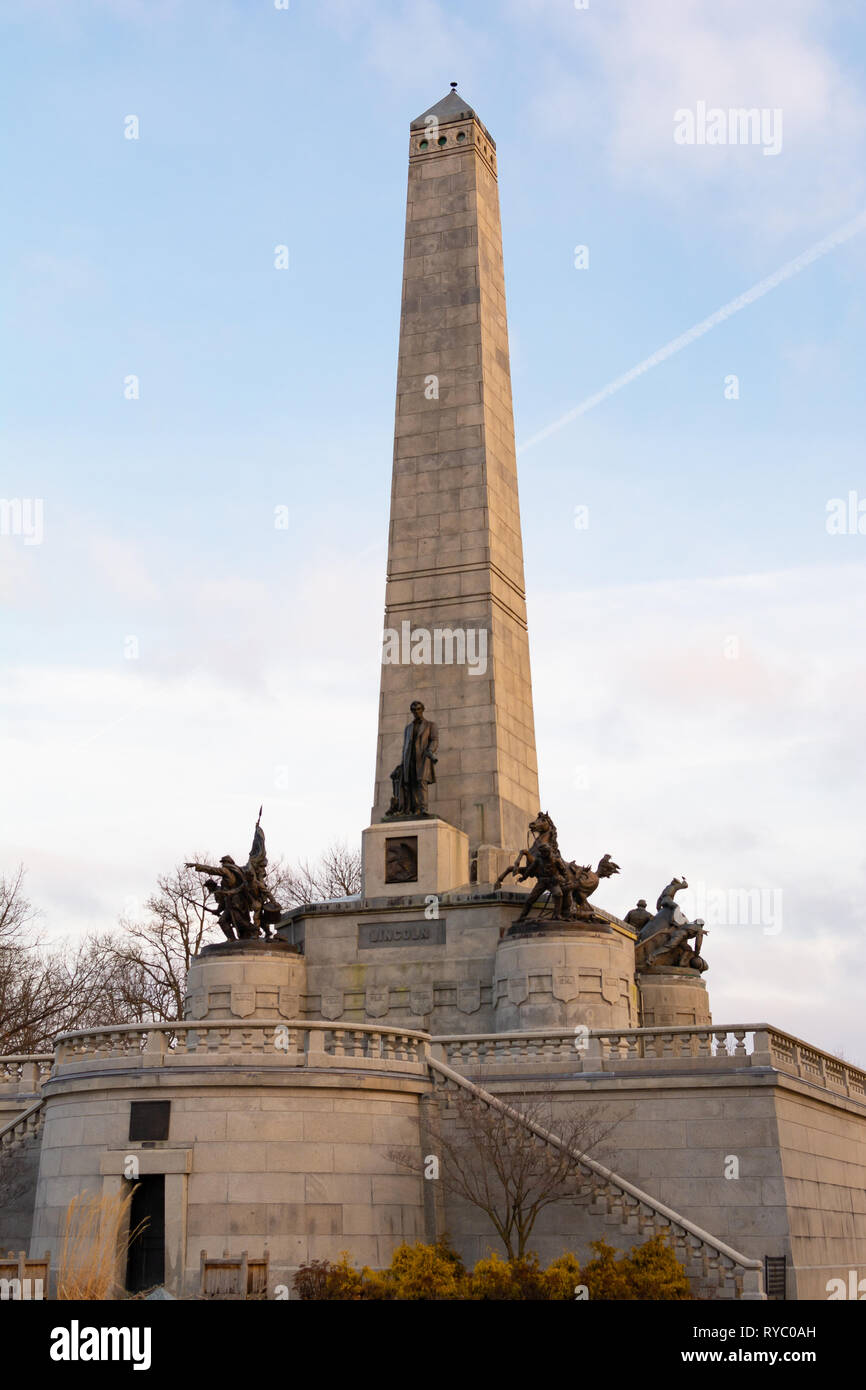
[56,1187,144,1301]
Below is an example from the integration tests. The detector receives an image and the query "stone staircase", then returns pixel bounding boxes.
[428,1054,764,1300]
[0,1100,45,1155]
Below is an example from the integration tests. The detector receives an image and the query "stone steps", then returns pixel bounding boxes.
[0,1100,45,1155]
[429,1056,764,1299]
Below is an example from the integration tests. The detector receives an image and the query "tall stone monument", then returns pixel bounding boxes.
[371,86,539,880]
[279,89,642,1036]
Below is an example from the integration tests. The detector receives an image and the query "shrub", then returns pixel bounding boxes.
[468,1250,550,1300]
[291,1234,690,1301]
[361,1237,466,1300]
[544,1251,584,1300]
[582,1236,692,1301]
[620,1232,691,1301]
[581,1239,632,1300]
[293,1251,364,1301]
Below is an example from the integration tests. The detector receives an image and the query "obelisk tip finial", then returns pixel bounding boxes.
[450,81,458,91]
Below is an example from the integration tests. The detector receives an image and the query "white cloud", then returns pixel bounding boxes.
[528,561,866,1050]
[316,0,491,100]
[514,0,866,241]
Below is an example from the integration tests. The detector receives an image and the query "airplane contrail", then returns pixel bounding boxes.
[517,209,866,454]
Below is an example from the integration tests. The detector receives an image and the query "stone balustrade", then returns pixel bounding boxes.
[0,1055,53,1093]
[765,1027,866,1100]
[432,1024,866,1100]
[0,1099,45,1153]
[50,1020,430,1077]
[433,1024,761,1072]
[2,1021,863,1102]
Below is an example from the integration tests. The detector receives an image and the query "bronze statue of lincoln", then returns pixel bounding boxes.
[388,700,438,816]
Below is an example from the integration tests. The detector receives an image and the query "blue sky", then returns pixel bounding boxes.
[2,0,866,1054]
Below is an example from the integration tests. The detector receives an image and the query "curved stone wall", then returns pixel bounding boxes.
[637,968,711,1027]
[493,928,638,1031]
[31,1026,428,1296]
[184,940,306,1023]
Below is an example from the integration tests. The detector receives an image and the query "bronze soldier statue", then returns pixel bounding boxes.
[624,899,653,931]
[186,856,253,939]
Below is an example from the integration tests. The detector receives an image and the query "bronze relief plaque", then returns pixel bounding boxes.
[385,835,418,883]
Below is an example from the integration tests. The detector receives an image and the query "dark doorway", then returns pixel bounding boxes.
[125,1175,165,1294]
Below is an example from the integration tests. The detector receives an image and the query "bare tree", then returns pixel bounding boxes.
[0,842,363,1047]
[0,868,120,1051]
[391,1083,618,1260]
[108,844,361,1023]
[271,842,361,907]
[0,865,39,943]
[110,859,222,1023]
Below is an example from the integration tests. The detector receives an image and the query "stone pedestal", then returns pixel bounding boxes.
[184,940,306,1022]
[493,928,638,1032]
[362,818,470,899]
[474,843,528,890]
[637,967,711,1027]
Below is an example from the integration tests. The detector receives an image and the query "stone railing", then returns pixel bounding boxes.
[434,1025,760,1070]
[0,1055,54,1093]
[7,1022,864,1103]
[429,1055,764,1300]
[0,1099,45,1153]
[52,1021,429,1078]
[432,1024,866,1101]
[764,1027,866,1100]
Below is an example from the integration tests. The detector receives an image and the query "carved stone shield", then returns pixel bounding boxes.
[189,991,208,1020]
[366,986,390,1018]
[506,975,528,1007]
[551,970,578,1002]
[601,972,620,1004]
[278,987,299,1019]
[320,990,343,1021]
[230,987,255,1019]
[409,987,434,1017]
[457,981,481,1015]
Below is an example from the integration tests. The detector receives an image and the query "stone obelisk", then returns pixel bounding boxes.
[372,87,539,870]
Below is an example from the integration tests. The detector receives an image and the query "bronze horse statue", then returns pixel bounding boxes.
[495,812,620,923]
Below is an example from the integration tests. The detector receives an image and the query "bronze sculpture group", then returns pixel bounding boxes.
[187,809,284,942]
[631,878,708,973]
[495,811,620,924]
[495,811,710,973]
